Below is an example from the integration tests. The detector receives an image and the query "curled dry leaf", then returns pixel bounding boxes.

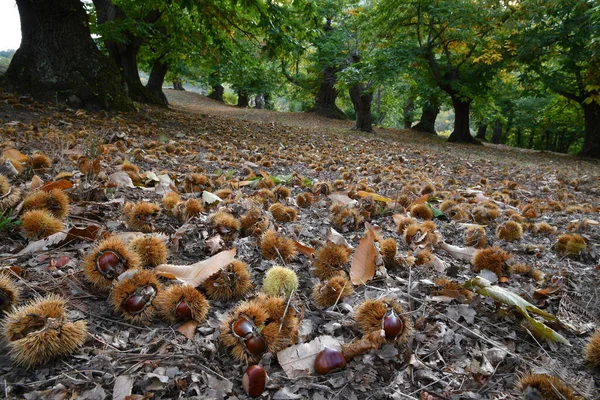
[341,330,385,360]
[438,241,478,262]
[294,240,315,259]
[177,320,199,339]
[328,193,354,206]
[30,175,44,191]
[17,232,68,255]
[3,148,28,163]
[277,335,342,378]
[39,179,74,192]
[154,248,237,287]
[350,226,376,285]
[108,171,135,188]
[112,375,134,400]
[327,228,352,251]
[356,191,392,203]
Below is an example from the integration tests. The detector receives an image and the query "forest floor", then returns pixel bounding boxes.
[0,88,599,400]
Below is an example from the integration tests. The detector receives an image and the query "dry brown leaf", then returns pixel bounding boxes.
[177,320,198,339]
[58,225,103,246]
[108,171,135,188]
[277,335,342,378]
[356,191,393,203]
[258,169,270,178]
[409,193,431,208]
[17,232,68,255]
[327,228,352,250]
[154,248,237,287]
[342,330,385,360]
[3,148,28,163]
[533,286,561,300]
[229,180,254,189]
[294,240,315,259]
[328,193,354,205]
[40,179,74,192]
[392,213,409,227]
[438,242,477,262]
[205,235,223,254]
[30,175,44,191]
[112,375,134,400]
[350,226,376,285]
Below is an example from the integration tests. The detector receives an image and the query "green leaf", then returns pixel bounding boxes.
[302,178,312,187]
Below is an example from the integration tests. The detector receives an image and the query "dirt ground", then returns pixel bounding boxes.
[0,88,599,399]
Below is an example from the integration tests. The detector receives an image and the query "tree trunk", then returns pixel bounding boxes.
[255,94,264,109]
[237,92,249,107]
[349,84,373,133]
[411,100,440,134]
[145,58,168,106]
[475,124,487,140]
[3,0,132,110]
[448,97,476,143]
[403,96,415,129]
[528,128,535,149]
[172,78,184,90]
[92,0,163,105]
[515,126,522,147]
[580,101,600,158]
[208,84,224,102]
[264,93,273,110]
[491,120,502,144]
[313,66,346,119]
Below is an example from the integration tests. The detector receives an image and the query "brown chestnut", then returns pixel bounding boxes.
[96,250,122,278]
[124,285,156,314]
[314,347,346,375]
[245,335,267,355]
[232,316,254,339]
[242,365,266,398]
[175,300,193,320]
[382,309,403,340]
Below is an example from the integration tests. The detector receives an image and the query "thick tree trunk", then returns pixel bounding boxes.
[448,97,476,143]
[172,78,184,90]
[255,94,264,109]
[411,101,440,134]
[3,0,131,110]
[475,124,488,141]
[208,84,224,102]
[349,84,373,133]
[237,92,249,107]
[515,127,522,147]
[264,93,273,110]
[580,101,600,158]
[491,120,502,144]
[145,58,168,106]
[403,96,415,129]
[313,66,346,119]
[92,0,163,105]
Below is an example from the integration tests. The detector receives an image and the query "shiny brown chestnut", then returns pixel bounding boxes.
[124,285,156,314]
[245,335,267,355]
[96,250,122,279]
[242,365,266,398]
[382,309,403,340]
[314,347,346,375]
[232,316,254,339]
[175,300,193,320]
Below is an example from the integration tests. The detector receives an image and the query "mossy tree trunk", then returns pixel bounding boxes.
[349,84,373,133]
[3,0,132,110]
[208,84,224,102]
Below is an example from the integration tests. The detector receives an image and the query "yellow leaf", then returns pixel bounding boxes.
[356,191,392,203]
[3,148,28,163]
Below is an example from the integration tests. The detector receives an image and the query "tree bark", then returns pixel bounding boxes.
[208,84,224,102]
[145,58,168,106]
[255,94,264,109]
[313,66,346,119]
[349,84,373,132]
[491,120,502,144]
[411,100,439,134]
[448,97,476,143]
[580,101,600,158]
[172,78,184,90]
[237,92,249,107]
[403,96,415,129]
[92,0,164,105]
[3,0,132,110]
[475,123,487,140]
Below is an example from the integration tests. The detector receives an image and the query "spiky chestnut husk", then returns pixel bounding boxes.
[495,220,523,242]
[123,202,161,233]
[396,216,417,235]
[464,226,487,248]
[312,275,352,308]
[274,186,291,200]
[263,266,298,297]
[515,373,581,400]
[380,238,398,269]
[296,192,314,208]
[129,235,168,267]
[203,260,251,301]
[313,242,350,280]
[210,211,241,241]
[471,246,511,276]
[432,278,473,302]
[181,198,204,221]
[21,209,63,239]
[584,329,600,368]
[414,248,433,266]
[445,204,470,222]
[111,269,162,326]
[82,236,141,290]
[404,221,439,248]
[521,203,540,219]
[120,160,139,174]
[22,189,70,219]
[0,175,21,212]
[354,299,411,345]
[1,294,87,368]
[155,284,209,324]
[439,200,457,212]
[312,182,331,195]
[214,188,234,200]
[471,203,501,224]
[409,203,433,220]
[330,204,361,232]
[0,275,20,314]
[241,208,270,237]
[183,173,212,193]
[554,234,586,257]
[256,294,299,354]
[161,191,181,211]
[220,300,269,364]
[260,230,297,262]
[257,177,275,189]
[530,222,556,236]
[268,203,297,223]
[28,153,52,171]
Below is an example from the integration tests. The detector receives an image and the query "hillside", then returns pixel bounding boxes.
[0,89,599,399]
